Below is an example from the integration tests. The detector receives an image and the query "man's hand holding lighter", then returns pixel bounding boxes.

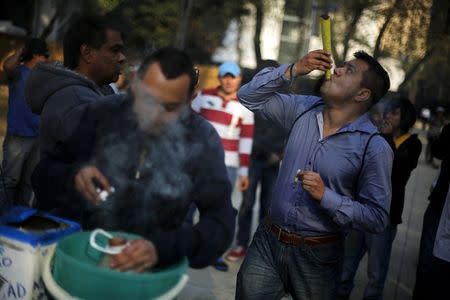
[74,165,114,204]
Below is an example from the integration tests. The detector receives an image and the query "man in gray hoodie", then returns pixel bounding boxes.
[26,15,125,161]
[25,15,125,216]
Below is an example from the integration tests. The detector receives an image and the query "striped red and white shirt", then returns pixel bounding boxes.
[191,88,254,176]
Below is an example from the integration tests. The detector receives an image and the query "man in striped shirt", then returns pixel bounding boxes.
[191,61,254,271]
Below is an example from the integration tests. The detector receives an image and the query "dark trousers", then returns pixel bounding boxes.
[413,203,450,300]
[236,158,278,247]
[0,135,39,210]
[337,226,397,300]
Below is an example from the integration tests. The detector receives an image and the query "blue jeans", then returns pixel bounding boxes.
[226,166,238,189]
[337,226,397,300]
[236,158,278,247]
[413,204,450,300]
[0,135,39,210]
[236,222,344,300]
[185,166,237,225]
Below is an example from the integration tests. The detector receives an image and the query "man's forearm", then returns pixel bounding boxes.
[237,64,291,113]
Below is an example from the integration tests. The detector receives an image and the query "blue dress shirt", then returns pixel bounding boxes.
[237,64,393,236]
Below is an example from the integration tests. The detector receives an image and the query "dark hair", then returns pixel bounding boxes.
[21,38,49,62]
[353,51,390,105]
[137,47,198,94]
[63,15,121,69]
[384,97,417,133]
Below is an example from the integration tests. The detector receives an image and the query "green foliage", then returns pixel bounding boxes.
[102,0,247,63]
[98,0,122,12]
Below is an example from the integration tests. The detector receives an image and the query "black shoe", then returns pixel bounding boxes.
[213,257,229,272]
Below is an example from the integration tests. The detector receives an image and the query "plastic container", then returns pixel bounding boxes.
[0,206,80,300]
[46,230,188,300]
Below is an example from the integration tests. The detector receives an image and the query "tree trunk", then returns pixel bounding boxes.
[39,12,59,40]
[373,0,402,59]
[236,17,243,65]
[340,7,364,64]
[175,0,193,50]
[398,46,434,90]
[253,0,263,68]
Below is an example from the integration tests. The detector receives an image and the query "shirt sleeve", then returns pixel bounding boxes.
[237,64,321,133]
[320,136,393,233]
[238,106,254,176]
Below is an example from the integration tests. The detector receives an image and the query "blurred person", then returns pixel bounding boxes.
[25,15,125,217]
[413,122,450,300]
[190,61,254,271]
[26,15,125,161]
[236,50,392,299]
[427,176,450,299]
[337,97,422,300]
[0,38,49,211]
[419,107,430,130]
[425,106,446,168]
[31,47,236,271]
[226,60,285,262]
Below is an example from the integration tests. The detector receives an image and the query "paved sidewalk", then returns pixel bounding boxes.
[179,133,437,300]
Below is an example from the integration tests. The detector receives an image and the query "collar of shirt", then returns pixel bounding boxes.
[315,108,377,141]
[394,133,411,149]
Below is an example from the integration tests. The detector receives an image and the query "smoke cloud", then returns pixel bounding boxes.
[88,84,200,237]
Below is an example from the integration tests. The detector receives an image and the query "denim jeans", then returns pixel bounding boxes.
[236,222,344,300]
[226,166,238,189]
[413,204,450,300]
[0,135,39,209]
[236,158,278,247]
[337,226,397,300]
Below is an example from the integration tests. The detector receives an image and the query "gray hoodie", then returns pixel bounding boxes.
[25,62,104,160]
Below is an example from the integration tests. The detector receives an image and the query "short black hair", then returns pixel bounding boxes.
[384,96,417,133]
[21,38,49,62]
[63,15,121,69]
[137,47,198,94]
[353,51,390,105]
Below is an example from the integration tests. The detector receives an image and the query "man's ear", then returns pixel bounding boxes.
[355,88,371,103]
[79,44,95,64]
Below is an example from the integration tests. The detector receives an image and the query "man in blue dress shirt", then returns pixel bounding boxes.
[235,49,393,300]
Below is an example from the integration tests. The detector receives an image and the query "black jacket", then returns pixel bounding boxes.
[388,134,422,224]
[429,123,450,213]
[32,95,236,268]
[251,113,285,163]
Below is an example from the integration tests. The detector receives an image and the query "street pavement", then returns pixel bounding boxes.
[178,131,437,300]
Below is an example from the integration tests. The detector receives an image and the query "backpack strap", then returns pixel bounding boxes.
[285,101,324,145]
[353,132,380,197]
